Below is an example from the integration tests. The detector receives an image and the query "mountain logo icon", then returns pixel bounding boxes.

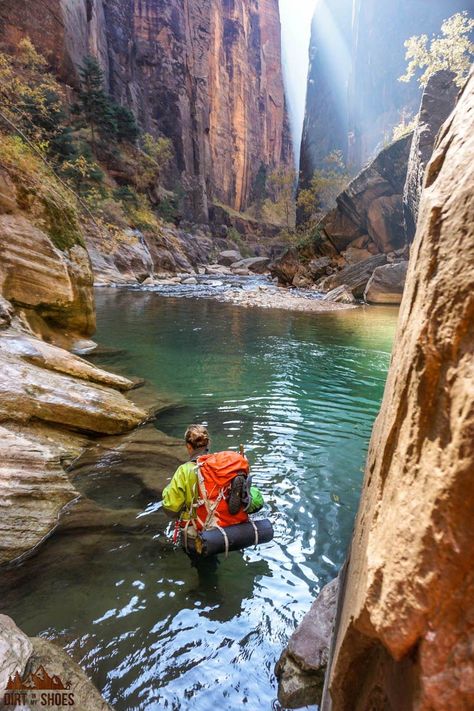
[6,665,66,691]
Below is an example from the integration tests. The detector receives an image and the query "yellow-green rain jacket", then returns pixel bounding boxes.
[162,461,198,520]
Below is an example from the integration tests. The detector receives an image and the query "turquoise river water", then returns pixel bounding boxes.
[0,288,399,710]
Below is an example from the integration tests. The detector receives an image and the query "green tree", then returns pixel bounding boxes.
[75,56,116,149]
[400,11,474,88]
[113,104,139,144]
[297,151,349,226]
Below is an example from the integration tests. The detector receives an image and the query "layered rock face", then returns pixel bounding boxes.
[300,0,470,181]
[0,0,292,222]
[0,171,95,348]
[322,72,474,710]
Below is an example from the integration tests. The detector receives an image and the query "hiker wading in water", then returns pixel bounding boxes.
[162,424,264,546]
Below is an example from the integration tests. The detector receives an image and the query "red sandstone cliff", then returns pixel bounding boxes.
[0,0,292,222]
[322,71,474,710]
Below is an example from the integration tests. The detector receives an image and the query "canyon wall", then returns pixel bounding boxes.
[300,0,473,183]
[322,71,474,710]
[0,0,292,222]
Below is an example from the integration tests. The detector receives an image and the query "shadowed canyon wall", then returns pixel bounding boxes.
[0,0,292,222]
[322,71,474,711]
[300,0,474,183]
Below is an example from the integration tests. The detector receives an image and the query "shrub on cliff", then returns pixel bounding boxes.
[400,11,474,88]
[0,134,84,251]
[0,39,75,162]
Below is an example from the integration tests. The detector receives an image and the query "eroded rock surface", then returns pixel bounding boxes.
[403,70,459,241]
[323,71,474,711]
[0,329,149,565]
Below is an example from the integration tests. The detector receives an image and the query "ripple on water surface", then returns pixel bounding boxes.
[0,291,399,710]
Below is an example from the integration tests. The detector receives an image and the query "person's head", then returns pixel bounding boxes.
[184,424,210,455]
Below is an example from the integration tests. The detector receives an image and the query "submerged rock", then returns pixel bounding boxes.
[276,578,338,708]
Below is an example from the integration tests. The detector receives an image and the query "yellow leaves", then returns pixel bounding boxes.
[392,117,417,142]
[400,11,474,88]
[133,134,173,191]
[17,37,47,69]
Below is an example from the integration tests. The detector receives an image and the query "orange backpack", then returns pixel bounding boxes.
[194,451,249,531]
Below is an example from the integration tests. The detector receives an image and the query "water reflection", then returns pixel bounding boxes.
[0,291,398,710]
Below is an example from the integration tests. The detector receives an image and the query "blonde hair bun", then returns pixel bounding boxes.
[184,424,210,450]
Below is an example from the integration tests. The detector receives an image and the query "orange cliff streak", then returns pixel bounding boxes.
[0,0,293,220]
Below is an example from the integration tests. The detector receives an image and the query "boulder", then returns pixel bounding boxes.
[308,257,333,280]
[320,209,362,253]
[323,286,357,304]
[231,257,270,274]
[322,254,387,298]
[367,194,405,252]
[404,70,459,242]
[218,249,242,266]
[28,637,113,710]
[0,615,33,691]
[320,134,413,255]
[269,249,302,285]
[341,247,372,265]
[0,616,113,711]
[276,578,338,708]
[323,70,474,711]
[364,261,408,304]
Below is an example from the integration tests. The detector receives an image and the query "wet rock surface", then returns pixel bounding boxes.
[276,578,339,708]
[323,71,474,711]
